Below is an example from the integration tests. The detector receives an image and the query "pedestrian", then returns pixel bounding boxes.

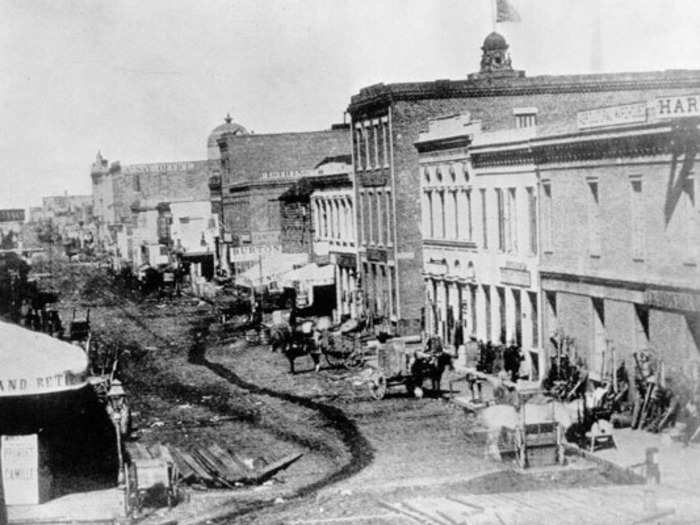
[503,339,523,383]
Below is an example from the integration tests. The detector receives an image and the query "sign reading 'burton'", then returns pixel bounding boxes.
[577,102,647,130]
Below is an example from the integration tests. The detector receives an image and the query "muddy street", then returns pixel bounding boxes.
[60,272,625,524]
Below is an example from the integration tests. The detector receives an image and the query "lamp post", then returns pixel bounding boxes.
[106,379,127,485]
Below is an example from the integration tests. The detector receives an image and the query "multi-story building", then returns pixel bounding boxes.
[90,152,216,272]
[216,123,350,277]
[348,30,700,335]
[417,113,542,377]
[532,96,700,385]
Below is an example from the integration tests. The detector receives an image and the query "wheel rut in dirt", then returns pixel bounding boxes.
[190,350,375,498]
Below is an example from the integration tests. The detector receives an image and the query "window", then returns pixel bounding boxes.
[496,188,505,251]
[375,191,383,245]
[528,291,539,347]
[355,126,363,171]
[470,284,477,336]
[527,187,537,255]
[133,174,141,192]
[542,182,553,253]
[452,190,459,240]
[425,190,434,238]
[364,122,372,170]
[507,187,517,252]
[385,190,393,245]
[483,285,492,340]
[382,118,390,167]
[497,286,506,344]
[466,189,473,241]
[366,191,374,245]
[514,107,538,128]
[587,179,601,256]
[630,176,644,261]
[480,189,488,248]
[373,121,380,168]
[439,190,446,239]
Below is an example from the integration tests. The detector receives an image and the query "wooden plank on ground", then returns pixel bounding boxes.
[208,443,249,479]
[169,447,196,480]
[252,452,303,483]
[225,446,256,473]
[177,448,214,482]
[191,448,237,488]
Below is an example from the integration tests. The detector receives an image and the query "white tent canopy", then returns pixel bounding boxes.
[236,252,309,288]
[279,262,334,289]
[0,321,88,397]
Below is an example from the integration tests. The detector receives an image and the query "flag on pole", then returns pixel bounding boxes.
[496,0,521,23]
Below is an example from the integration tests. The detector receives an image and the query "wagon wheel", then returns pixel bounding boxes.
[344,349,365,370]
[324,337,347,368]
[369,373,387,400]
[343,337,365,370]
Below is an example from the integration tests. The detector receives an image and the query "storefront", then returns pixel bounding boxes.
[0,321,116,505]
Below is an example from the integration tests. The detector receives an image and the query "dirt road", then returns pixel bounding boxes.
[56,271,629,524]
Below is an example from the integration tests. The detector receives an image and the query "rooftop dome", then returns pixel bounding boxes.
[482,31,508,51]
[207,114,248,148]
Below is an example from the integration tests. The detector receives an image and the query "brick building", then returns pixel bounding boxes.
[530,97,700,385]
[216,124,350,276]
[90,152,215,270]
[348,31,700,336]
[278,155,357,320]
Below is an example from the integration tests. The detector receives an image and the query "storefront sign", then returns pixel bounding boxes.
[124,161,199,174]
[0,371,86,397]
[655,95,700,119]
[359,172,389,187]
[261,169,314,181]
[499,266,531,287]
[645,289,700,311]
[577,102,647,130]
[335,253,356,268]
[366,248,388,263]
[2,434,39,505]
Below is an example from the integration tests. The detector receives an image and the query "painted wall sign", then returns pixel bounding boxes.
[366,248,388,263]
[654,95,700,119]
[499,267,531,288]
[124,162,199,174]
[359,172,389,187]
[260,169,314,181]
[334,253,356,268]
[0,371,86,397]
[2,434,39,505]
[577,102,647,130]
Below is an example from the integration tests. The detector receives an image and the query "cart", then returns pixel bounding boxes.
[323,330,371,369]
[125,443,178,516]
[366,336,425,400]
[68,308,90,345]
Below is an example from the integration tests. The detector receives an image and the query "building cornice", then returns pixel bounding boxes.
[540,270,700,295]
[348,71,700,114]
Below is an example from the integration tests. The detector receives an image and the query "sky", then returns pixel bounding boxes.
[2,0,700,209]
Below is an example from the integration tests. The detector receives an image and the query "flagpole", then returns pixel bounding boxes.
[491,0,497,31]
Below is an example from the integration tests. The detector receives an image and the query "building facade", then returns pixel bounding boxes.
[532,97,700,385]
[216,124,350,276]
[348,31,700,336]
[417,113,542,377]
[0,209,25,250]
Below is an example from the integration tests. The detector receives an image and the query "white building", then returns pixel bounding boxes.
[416,112,543,379]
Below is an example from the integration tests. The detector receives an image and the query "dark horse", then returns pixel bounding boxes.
[409,337,454,397]
[269,321,319,374]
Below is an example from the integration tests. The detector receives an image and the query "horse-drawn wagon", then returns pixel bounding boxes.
[365,336,453,400]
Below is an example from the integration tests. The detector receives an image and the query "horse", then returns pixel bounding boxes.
[269,321,318,374]
[409,348,454,397]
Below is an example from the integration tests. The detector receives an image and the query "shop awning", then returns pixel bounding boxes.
[236,253,309,288]
[0,321,88,397]
[280,262,335,289]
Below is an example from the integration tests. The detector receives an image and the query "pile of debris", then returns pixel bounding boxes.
[127,441,303,489]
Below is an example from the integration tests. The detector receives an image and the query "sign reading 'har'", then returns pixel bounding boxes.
[655,95,700,119]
